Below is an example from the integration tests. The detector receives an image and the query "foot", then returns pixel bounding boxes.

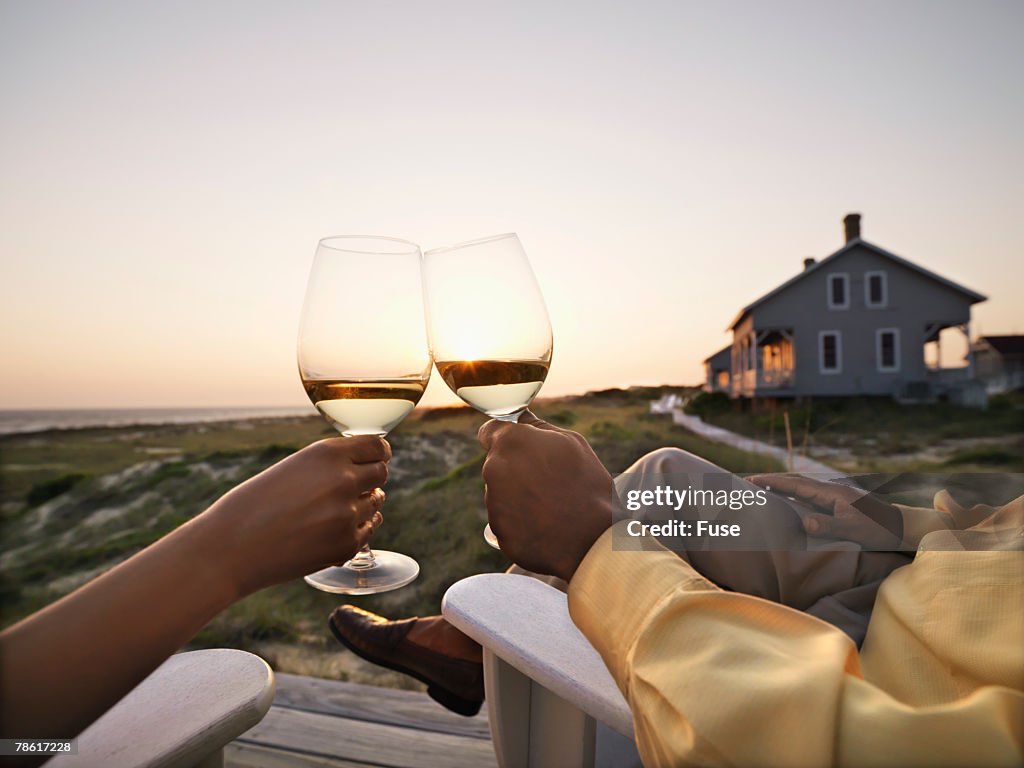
[329,605,484,716]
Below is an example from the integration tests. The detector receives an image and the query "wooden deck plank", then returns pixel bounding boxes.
[225,742,373,768]
[272,673,490,740]
[237,705,497,768]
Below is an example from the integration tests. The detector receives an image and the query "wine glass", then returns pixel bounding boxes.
[422,233,553,548]
[297,235,431,593]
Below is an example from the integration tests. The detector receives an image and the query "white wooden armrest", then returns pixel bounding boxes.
[47,649,275,768]
[443,574,637,768]
[443,574,631,737]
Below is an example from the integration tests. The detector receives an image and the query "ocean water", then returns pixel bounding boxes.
[0,407,314,435]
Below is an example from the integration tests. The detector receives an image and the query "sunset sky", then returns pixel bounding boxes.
[1,1,1021,409]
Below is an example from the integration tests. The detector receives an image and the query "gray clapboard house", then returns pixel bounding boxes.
[704,213,987,403]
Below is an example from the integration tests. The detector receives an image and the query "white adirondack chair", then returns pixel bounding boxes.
[442,574,642,768]
[46,649,275,768]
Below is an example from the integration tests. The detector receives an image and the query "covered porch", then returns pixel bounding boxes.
[732,328,795,398]
[901,321,981,405]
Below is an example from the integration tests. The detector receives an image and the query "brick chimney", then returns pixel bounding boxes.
[803,257,816,270]
[843,212,862,243]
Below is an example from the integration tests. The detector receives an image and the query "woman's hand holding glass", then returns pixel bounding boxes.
[206,437,390,597]
[297,236,430,593]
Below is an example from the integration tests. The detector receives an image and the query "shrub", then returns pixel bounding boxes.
[420,454,485,491]
[987,392,1023,412]
[945,448,1022,468]
[152,462,190,481]
[684,391,732,419]
[588,421,634,441]
[258,443,298,462]
[25,473,88,507]
[547,409,577,427]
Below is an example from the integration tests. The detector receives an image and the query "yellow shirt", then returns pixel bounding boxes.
[569,497,1024,767]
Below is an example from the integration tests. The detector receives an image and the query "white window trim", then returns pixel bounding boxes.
[826,272,850,310]
[865,270,888,308]
[818,330,842,375]
[876,327,901,373]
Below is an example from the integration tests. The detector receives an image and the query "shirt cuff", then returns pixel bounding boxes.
[567,521,719,683]
[896,503,955,549]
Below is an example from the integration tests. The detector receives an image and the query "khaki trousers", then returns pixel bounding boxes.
[512,447,911,646]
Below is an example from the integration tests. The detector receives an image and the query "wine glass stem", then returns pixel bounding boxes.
[483,411,524,550]
[341,430,385,571]
[494,410,524,423]
[348,543,377,569]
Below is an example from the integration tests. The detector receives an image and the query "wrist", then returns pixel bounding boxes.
[559,505,615,584]
[185,499,254,604]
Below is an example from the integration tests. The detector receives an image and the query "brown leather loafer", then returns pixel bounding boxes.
[328,605,484,717]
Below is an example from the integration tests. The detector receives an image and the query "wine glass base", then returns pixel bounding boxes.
[304,550,420,595]
[483,523,501,550]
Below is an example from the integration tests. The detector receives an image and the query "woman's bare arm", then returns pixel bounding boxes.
[0,436,388,746]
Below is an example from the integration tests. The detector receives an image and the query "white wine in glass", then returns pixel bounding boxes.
[423,233,553,548]
[433,360,550,418]
[301,379,428,437]
[298,236,431,593]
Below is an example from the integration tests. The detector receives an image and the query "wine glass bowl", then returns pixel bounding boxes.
[301,378,428,437]
[424,234,553,423]
[433,359,550,420]
[423,233,553,546]
[297,235,431,593]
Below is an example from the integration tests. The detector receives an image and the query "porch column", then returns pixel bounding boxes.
[962,322,974,378]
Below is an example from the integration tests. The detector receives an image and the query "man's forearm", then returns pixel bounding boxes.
[567,525,1024,767]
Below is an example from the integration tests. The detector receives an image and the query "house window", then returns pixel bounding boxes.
[717,370,730,388]
[827,273,849,309]
[819,331,842,374]
[876,328,900,372]
[865,271,888,308]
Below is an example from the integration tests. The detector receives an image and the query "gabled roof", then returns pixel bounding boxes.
[728,238,988,331]
[976,335,1024,356]
[703,344,732,363]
